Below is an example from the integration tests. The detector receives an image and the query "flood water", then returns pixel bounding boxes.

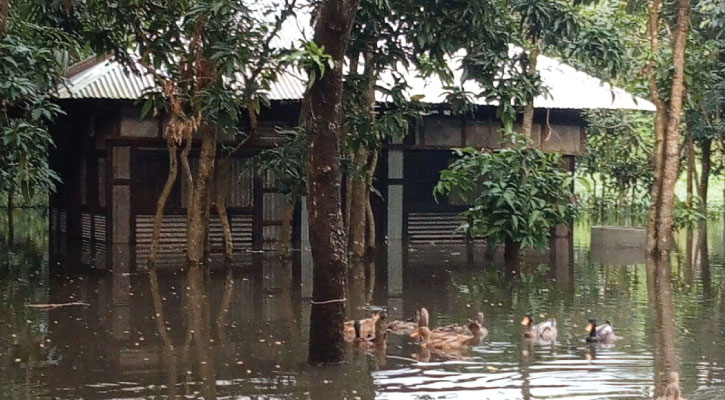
[2,210,725,399]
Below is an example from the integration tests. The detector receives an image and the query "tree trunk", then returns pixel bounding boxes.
[279,199,296,256]
[699,138,711,218]
[521,46,539,138]
[348,57,377,259]
[214,158,233,260]
[6,187,13,246]
[304,0,360,364]
[148,139,179,268]
[0,0,8,36]
[347,147,368,258]
[647,0,691,257]
[187,125,217,266]
[344,174,352,232]
[686,132,694,208]
[365,150,378,255]
[503,236,520,262]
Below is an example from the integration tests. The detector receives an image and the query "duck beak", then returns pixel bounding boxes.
[410,331,420,339]
[520,317,529,326]
[585,323,593,333]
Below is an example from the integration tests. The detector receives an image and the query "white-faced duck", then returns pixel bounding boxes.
[585,319,617,343]
[521,314,557,341]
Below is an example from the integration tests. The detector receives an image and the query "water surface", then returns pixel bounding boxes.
[1,211,725,399]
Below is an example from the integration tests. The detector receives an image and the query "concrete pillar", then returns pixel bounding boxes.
[110,145,132,245]
[386,149,404,241]
[386,240,403,297]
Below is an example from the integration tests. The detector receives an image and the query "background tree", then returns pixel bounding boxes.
[435,135,579,261]
[579,110,654,222]
[0,0,76,244]
[250,127,306,255]
[63,0,296,266]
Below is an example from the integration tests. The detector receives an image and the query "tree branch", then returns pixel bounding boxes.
[1,0,9,37]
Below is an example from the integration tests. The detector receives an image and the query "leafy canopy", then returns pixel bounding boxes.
[0,1,78,203]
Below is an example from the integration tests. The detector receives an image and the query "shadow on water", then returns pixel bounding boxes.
[2,209,725,398]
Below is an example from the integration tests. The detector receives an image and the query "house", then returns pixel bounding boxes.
[49,51,654,271]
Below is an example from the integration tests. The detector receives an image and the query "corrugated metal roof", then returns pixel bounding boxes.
[57,9,655,112]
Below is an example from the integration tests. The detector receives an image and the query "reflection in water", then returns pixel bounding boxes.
[5,211,725,398]
[647,255,680,398]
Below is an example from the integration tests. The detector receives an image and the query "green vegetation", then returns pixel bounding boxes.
[435,135,578,256]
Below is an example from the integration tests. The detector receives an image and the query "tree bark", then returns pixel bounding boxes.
[647,0,691,257]
[214,158,233,260]
[365,151,378,255]
[521,46,539,138]
[148,139,179,268]
[347,147,368,258]
[0,0,8,37]
[187,125,217,266]
[6,186,13,246]
[699,137,711,218]
[347,57,377,259]
[686,131,694,208]
[304,0,360,364]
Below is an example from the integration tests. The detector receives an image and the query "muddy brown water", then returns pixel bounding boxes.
[1,211,725,399]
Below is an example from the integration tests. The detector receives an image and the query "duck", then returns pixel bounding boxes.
[521,314,557,341]
[388,307,429,334]
[584,319,617,343]
[411,324,482,351]
[353,311,387,350]
[434,312,488,340]
[344,312,380,342]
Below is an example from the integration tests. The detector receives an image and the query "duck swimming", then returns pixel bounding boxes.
[433,312,488,341]
[411,325,478,351]
[344,311,380,342]
[353,311,388,350]
[585,319,617,343]
[521,314,557,341]
[388,307,429,334]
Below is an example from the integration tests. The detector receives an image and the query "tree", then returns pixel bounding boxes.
[579,110,654,220]
[435,134,579,261]
[64,0,296,266]
[304,0,361,364]
[684,1,725,221]
[645,0,692,257]
[0,0,75,244]
[250,127,306,255]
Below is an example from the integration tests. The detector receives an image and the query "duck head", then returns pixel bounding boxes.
[468,320,484,337]
[410,327,431,344]
[521,314,534,327]
[585,318,597,337]
[374,311,388,342]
